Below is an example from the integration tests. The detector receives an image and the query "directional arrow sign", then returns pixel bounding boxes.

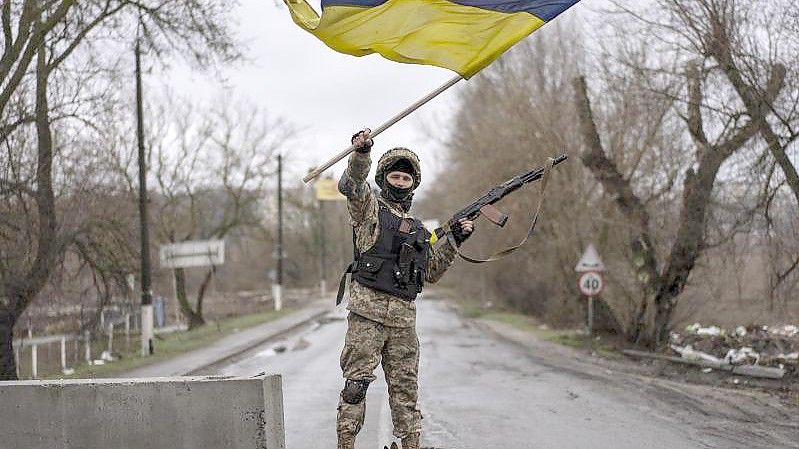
[575,244,605,273]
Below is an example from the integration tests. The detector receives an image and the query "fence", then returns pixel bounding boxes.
[12,309,188,379]
[12,311,138,379]
[12,287,315,379]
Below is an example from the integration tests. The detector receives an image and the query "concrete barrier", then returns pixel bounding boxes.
[0,375,285,449]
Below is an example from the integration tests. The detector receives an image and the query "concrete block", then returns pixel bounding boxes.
[0,375,285,449]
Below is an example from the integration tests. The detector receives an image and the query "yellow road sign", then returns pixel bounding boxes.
[315,178,346,201]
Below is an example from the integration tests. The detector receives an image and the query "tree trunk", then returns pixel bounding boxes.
[0,308,17,380]
[572,76,663,344]
[174,268,205,329]
[648,156,722,346]
[0,31,58,380]
[194,267,216,326]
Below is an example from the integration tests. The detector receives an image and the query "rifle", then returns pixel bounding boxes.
[432,154,568,258]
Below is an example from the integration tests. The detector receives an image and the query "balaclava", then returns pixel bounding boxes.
[375,148,422,212]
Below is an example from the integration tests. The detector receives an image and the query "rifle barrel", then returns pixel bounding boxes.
[520,154,568,184]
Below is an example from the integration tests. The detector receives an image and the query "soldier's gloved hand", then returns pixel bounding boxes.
[450,218,474,247]
[351,128,373,153]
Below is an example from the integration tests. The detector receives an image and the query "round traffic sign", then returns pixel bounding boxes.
[578,272,604,297]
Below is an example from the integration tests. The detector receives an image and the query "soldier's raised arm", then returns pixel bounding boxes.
[338,129,377,224]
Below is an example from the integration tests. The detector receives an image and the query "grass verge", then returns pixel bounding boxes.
[464,307,620,358]
[45,309,292,380]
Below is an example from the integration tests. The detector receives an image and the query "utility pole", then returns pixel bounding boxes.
[318,199,327,296]
[273,153,284,311]
[135,34,154,356]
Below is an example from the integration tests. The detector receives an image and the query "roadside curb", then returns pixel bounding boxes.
[124,301,333,378]
[187,305,333,375]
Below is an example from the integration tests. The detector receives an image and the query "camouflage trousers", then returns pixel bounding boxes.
[337,312,421,439]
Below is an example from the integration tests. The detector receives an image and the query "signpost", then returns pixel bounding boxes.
[160,240,225,325]
[576,244,605,336]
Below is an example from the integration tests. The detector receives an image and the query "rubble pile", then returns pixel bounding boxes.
[670,324,798,377]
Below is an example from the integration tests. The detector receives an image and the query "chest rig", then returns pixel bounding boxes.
[336,202,431,305]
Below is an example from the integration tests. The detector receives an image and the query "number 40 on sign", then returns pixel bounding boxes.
[579,272,604,297]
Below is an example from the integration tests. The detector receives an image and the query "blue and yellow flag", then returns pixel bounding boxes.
[284,0,581,78]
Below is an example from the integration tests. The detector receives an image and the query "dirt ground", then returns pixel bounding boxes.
[596,329,798,401]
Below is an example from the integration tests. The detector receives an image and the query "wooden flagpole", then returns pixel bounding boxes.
[302,74,463,183]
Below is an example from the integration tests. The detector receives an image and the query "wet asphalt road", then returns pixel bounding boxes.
[203,295,745,449]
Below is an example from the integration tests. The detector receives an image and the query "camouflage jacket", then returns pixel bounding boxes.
[338,151,457,328]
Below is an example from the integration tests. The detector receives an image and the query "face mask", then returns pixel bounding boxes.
[381,184,414,212]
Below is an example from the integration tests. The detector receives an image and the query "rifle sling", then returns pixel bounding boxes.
[448,156,555,264]
[336,262,354,306]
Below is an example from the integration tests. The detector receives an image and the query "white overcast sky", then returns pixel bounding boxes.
[164,0,599,190]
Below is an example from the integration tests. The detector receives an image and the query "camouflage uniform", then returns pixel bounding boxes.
[337,149,457,442]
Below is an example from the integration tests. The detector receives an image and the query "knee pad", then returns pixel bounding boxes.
[341,379,370,404]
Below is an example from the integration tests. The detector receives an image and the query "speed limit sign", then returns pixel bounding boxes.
[578,272,604,297]
[577,245,606,337]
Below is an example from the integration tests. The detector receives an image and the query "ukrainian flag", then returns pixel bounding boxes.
[284,0,581,78]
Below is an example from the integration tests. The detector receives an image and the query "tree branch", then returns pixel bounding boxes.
[707,18,799,206]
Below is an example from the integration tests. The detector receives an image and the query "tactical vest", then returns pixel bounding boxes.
[336,202,430,304]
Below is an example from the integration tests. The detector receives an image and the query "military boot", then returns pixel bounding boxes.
[401,433,420,449]
[337,432,355,449]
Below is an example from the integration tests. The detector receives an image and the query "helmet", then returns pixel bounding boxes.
[375,147,422,190]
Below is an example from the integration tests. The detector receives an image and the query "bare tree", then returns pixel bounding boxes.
[138,94,293,328]
[574,67,770,346]
[693,0,799,295]
[426,1,799,346]
[571,0,795,346]
[0,1,239,379]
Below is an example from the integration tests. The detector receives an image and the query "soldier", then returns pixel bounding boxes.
[336,129,474,449]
